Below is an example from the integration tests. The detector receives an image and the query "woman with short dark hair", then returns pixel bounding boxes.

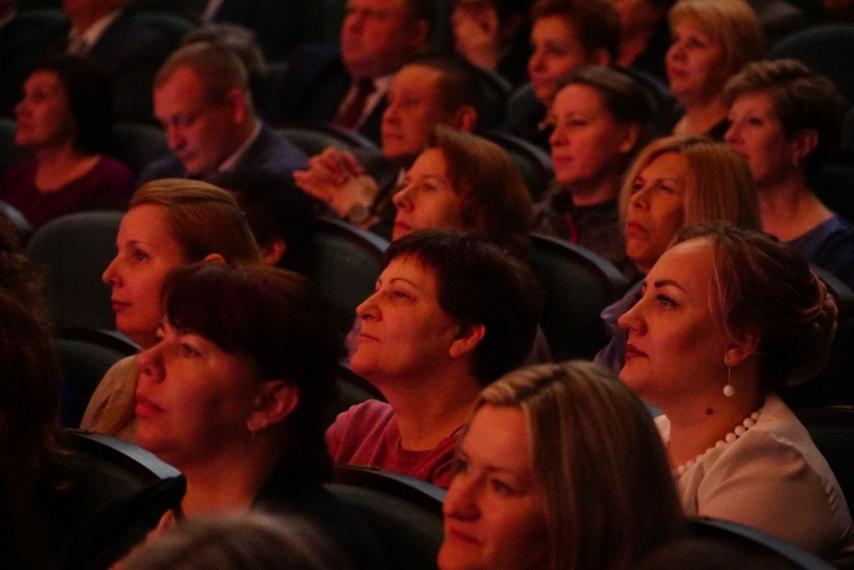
[1,55,133,228]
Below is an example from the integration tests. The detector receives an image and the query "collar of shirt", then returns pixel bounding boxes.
[351,73,394,129]
[218,120,262,174]
[70,9,122,52]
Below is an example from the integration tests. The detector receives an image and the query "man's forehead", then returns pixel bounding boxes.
[348,0,409,15]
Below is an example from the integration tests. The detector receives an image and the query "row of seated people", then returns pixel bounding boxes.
[1,33,852,289]
[3,209,853,567]
[4,0,854,147]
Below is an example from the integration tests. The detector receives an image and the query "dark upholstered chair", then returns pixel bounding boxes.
[527,233,629,361]
[25,210,122,332]
[308,216,388,332]
[327,466,445,570]
[278,123,379,156]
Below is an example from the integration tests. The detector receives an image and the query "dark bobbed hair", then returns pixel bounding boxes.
[161,263,345,480]
[426,125,532,253]
[383,230,543,384]
[402,52,486,126]
[0,290,64,489]
[676,222,837,389]
[470,361,684,570]
[27,54,112,154]
[555,65,656,152]
[530,0,621,62]
[212,172,317,275]
[723,59,844,177]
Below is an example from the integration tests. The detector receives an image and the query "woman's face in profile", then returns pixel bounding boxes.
[350,255,462,383]
[439,404,547,570]
[528,15,589,105]
[549,83,638,189]
[135,319,263,467]
[392,149,465,240]
[617,238,730,403]
[102,205,187,348]
[725,91,795,187]
[14,70,75,150]
[624,151,690,274]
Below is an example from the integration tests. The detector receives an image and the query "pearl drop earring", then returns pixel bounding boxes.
[723,365,735,398]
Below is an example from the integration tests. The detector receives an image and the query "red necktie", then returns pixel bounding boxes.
[335,79,375,130]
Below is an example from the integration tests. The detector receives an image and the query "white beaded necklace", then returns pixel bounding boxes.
[674,408,763,477]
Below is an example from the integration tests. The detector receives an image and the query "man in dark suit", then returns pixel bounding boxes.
[140,42,307,183]
[274,0,434,145]
[294,54,484,237]
[61,0,174,121]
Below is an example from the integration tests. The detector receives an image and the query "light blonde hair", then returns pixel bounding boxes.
[618,135,760,232]
[669,0,764,80]
[130,179,260,264]
[468,361,683,570]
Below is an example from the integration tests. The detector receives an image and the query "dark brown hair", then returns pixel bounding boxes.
[162,263,344,479]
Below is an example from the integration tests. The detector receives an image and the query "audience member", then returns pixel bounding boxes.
[666,0,763,138]
[275,0,434,143]
[597,135,760,372]
[124,513,351,570]
[533,66,654,273]
[392,126,532,253]
[439,361,683,570]
[294,54,482,236]
[132,262,382,568]
[613,0,675,81]
[59,0,173,121]
[0,0,66,114]
[450,0,532,86]
[618,221,854,564]
[724,59,854,290]
[213,171,317,275]
[326,231,541,488]
[0,55,133,229]
[139,42,307,183]
[504,0,621,149]
[81,179,260,440]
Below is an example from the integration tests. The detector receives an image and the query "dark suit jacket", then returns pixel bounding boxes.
[270,44,386,146]
[138,123,308,183]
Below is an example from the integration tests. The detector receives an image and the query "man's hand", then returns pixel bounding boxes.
[294,147,379,219]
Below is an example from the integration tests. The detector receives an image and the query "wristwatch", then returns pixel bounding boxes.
[346,203,373,225]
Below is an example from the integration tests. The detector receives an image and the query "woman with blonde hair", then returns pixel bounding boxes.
[618,222,854,563]
[597,135,760,371]
[439,361,683,570]
[666,0,763,138]
[81,178,259,439]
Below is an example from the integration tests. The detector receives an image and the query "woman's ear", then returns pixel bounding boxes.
[202,253,226,265]
[791,128,819,165]
[724,330,760,368]
[449,323,486,360]
[246,380,299,434]
[618,123,642,154]
[260,238,287,266]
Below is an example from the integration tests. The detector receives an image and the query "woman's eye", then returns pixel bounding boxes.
[453,457,470,474]
[179,343,201,357]
[631,179,645,193]
[131,249,149,262]
[390,290,410,300]
[656,294,676,308]
[490,478,515,496]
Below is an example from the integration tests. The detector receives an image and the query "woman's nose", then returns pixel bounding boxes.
[356,292,380,321]
[137,342,165,384]
[102,255,120,286]
[443,472,480,521]
[392,185,413,209]
[617,296,645,333]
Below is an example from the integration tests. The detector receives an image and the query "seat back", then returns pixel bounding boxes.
[325,365,384,427]
[769,24,854,105]
[308,217,388,332]
[25,210,123,331]
[0,116,27,174]
[527,234,629,360]
[56,338,128,428]
[326,466,445,570]
[109,122,170,175]
[687,517,837,569]
[485,130,554,201]
[795,406,854,510]
[278,123,379,156]
[473,67,511,130]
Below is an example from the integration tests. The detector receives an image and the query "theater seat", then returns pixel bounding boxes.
[109,122,170,175]
[795,406,854,509]
[25,210,122,332]
[527,233,629,361]
[278,123,379,156]
[485,130,554,201]
[326,466,445,570]
[308,216,388,332]
[687,517,837,569]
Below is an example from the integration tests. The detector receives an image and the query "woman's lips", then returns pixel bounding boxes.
[134,395,163,418]
[624,221,646,239]
[111,299,131,313]
[444,525,481,545]
[625,343,647,360]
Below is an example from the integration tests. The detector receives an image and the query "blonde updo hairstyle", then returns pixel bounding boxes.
[676,222,838,389]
